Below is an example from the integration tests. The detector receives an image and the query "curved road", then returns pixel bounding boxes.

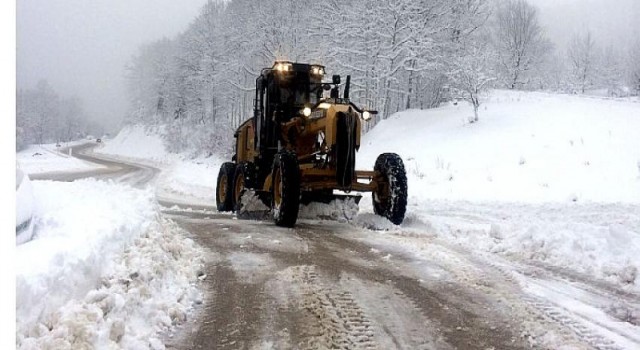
[29,143,159,187]
[39,143,640,350]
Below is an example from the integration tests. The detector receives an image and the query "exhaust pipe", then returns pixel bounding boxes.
[344,75,351,99]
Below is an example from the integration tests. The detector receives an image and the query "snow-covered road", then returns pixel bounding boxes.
[26,144,640,350]
[161,212,639,350]
[29,142,160,187]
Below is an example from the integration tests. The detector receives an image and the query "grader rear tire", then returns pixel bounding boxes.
[271,151,300,228]
[232,162,256,212]
[372,153,408,225]
[216,162,236,212]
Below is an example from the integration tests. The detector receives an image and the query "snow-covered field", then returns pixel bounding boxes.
[359,90,640,203]
[358,90,640,291]
[95,125,222,205]
[17,179,205,349]
[17,141,105,175]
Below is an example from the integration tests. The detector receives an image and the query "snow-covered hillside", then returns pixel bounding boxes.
[358,90,640,290]
[359,90,640,203]
[98,125,169,164]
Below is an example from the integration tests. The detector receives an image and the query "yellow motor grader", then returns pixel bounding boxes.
[216,61,407,227]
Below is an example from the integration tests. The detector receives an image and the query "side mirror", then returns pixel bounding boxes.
[332,75,341,84]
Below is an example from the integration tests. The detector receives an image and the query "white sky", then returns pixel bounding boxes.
[16,0,638,131]
[17,0,208,131]
[531,0,638,49]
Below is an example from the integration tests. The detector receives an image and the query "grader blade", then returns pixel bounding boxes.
[300,192,362,205]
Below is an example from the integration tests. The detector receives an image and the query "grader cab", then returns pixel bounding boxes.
[216,61,407,227]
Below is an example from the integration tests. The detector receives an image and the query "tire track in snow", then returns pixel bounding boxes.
[293,265,377,350]
[300,228,527,350]
[464,249,640,350]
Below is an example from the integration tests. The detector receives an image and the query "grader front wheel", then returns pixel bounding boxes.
[372,153,408,225]
[271,151,300,228]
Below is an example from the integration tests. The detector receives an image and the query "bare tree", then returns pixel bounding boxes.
[626,39,640,95]
[567,30,597,93]
[493,0,550,89]
[598,45,624,96]
[449,40,496,122]
[32,80,58,144]
[16,80,94,149]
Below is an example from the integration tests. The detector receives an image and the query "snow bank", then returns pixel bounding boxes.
[156,156,222,204]
[401,201,640,289]
[98,124,222,204]
[352,198,640,290]
[17,142,104,175]
[16,168,35,244]
[359,89,640,203]
[97,125,169,164]
[17,180,205,349]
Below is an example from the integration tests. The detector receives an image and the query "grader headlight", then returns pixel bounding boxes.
[310,65,325,76]
[362,111,371,121]
[274,62,293,72]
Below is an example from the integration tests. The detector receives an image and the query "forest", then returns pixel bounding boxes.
[18,0,640,155]
[16,80,102,150]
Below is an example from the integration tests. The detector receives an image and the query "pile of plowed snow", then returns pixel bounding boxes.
[17,179,205,349]
[97,125,169,164]
[357,90,640,290]
[156,158,222,205]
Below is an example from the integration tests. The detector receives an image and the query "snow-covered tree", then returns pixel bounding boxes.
[625,40,640,95]
[598,45,624,96]
[120,0,509,153]
[493,0,551,89]
[16,80,94,150]
[448,15,496,124]
[567,30,598,94]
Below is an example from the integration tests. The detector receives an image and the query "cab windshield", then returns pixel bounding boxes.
[277,72,322,106]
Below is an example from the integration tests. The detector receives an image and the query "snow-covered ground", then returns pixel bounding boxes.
[357,89,640,291]
[95,125,222,205]
[359,90,640,203]
[97,126,170,164]
[155,158,222,207]
[17,141,105,175]
[17,179,205,349]
[18,89,638,348]
[92,90,640,293]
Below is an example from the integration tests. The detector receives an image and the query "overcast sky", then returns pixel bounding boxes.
[16,0,638,132]
[532,0,638,49]
[17,0,208,131]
